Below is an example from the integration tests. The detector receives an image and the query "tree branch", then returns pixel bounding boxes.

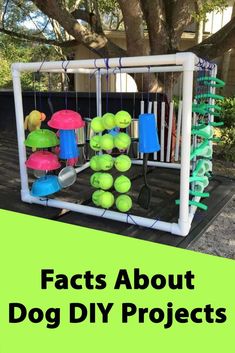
[0,27,77,47]
[171,0,196,39]
[118,0,147,56]
[32,0,126,57]
[140,0,169,54]
[71,8,91,23]
[189,16,235,59]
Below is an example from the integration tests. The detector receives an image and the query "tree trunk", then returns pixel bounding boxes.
[195,20,204,44]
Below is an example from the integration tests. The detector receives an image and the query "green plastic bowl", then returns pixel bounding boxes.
[24,129,59,148]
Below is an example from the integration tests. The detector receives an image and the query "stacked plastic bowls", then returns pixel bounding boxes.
[24,129,62,197]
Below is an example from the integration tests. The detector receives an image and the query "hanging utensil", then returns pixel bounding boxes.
[58,166,77,188]
[138,153,151,209]
[138,100,160,209]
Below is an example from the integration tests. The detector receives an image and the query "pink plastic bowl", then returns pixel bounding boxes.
[25,151,61,171]
[48,110,85,130]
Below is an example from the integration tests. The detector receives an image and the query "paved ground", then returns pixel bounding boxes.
[189,196,235,259]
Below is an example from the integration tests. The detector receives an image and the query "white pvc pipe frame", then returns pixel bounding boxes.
[12,52,214,236]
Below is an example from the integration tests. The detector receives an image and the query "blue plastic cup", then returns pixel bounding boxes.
[138,113,160,153]
[31,175,61,197]
[59,130,79,159]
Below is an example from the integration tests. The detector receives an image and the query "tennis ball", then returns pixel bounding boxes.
[99,154,114,171]
[116,195,132,212]
[91,117,104,133]
[114,155,131,172]
[90,172,102,188]
[99,173,113,190]
[114,132,131,150]
[115,110,132,128]
[90,135,101,151]
[100,134,114,151]
[102,113,116,130]
[114,175,131,193]
[99,191,114,209]
[92,189,105,206]
[90,155,101,171]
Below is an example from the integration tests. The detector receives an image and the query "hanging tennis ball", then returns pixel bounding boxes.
[114,175,131,193]
[92,189,105,206]
[99,173,113,190]
[90,135,101,151]
[116,194,132,212]
[102,113,116,130]
[114,155,131,172]
[100,134,114,151]
[90,172,102,188]
[115,110,132,128]
[114,132,131,150]
[100,191,114,209]
[91,117,104,133]
[99,154,114,171]
[90,155,101,171]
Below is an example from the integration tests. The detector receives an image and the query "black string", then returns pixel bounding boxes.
[38,72,42,112]
[33,73,37,110]
[125,213,161,228]
[62,61,70,110]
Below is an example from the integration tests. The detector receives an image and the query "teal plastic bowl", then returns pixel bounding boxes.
[31,175,61,197]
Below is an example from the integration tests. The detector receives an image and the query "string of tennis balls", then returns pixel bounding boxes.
[89,110,132,212]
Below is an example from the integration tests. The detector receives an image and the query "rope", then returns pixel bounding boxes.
[33,73,37,110]
[62,60,70,110]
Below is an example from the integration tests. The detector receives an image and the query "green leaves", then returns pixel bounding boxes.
[193,0,228,22]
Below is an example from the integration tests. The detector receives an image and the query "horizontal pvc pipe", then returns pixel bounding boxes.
[12,53,199,73]
[131,159,181,169]
[21,191,184,235]
[39,66,185,75]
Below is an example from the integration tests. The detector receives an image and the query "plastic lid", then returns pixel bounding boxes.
[48,110,85,130]
[26,151,61,171]
[24,129,59,148]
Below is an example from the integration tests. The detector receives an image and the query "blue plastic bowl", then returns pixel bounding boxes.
[31,175,61,197]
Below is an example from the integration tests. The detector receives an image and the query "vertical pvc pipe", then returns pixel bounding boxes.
[191,99,198,192]
[153,101,158,160]
[96,70,103,155]
[178,64,194,235]
[166,101,174,162]
[148,101,152,114]
[209,65,217,164]
[174,100,182,161]
[160,101,165,161]
[140,100,145,113]
[12,68,29,196]
[96,70,102,116]
[140,100,145,159]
